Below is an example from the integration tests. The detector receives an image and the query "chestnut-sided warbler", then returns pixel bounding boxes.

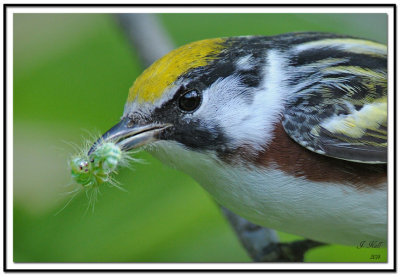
[90,32,387,246]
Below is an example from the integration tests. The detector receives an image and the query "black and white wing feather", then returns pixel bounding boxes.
[283,37,387,164]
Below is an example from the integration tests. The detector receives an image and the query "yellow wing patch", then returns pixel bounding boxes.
[321,96,387,139]
[128,38,227,103]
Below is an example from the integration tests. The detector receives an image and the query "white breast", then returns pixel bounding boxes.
[148,140,387,246]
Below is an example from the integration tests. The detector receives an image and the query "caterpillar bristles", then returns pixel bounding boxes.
[66,132,141,211]
[85,186,101,214]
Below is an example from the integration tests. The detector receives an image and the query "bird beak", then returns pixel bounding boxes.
[88,117,171,155]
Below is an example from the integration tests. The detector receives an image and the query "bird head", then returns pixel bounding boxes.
[90,37,283,168]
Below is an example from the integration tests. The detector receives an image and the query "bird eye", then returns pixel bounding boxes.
[178,90,201,112]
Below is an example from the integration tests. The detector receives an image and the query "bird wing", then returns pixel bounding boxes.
[283,44,387,164]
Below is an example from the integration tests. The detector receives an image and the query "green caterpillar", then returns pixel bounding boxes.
[69,142,123,188]
[61,140,138,213]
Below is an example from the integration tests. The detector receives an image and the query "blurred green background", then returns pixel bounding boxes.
[13,13,388,263]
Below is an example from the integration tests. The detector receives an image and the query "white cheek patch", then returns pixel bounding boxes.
[259,50,289,140]
[195,50,288,152]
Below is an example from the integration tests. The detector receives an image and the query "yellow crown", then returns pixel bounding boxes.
[127,38,227,104]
